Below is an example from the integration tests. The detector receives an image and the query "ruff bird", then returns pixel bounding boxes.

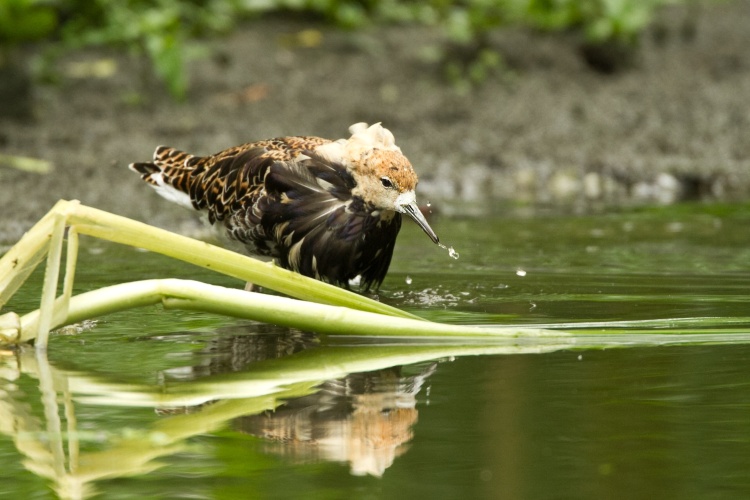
[129,122,440,290]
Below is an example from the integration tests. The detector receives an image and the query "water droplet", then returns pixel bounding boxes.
[426,201,432,208]
[438,242,459,259]
[405,275,413,285]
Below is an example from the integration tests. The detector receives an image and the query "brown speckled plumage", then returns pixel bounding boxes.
[129,123,439,290]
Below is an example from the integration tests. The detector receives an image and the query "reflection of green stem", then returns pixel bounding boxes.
[50,343,575,408]
[50,332,750,410]
[6,321,750,499]
[6,342,565,499]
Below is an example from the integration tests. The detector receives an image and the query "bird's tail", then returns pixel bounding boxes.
[128,146,197,209]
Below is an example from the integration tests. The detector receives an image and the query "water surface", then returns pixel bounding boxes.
[1,203,750,499]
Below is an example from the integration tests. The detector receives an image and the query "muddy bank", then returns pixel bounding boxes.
[1,1,749,241]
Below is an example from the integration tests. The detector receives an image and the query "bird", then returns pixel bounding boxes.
[129,122,440,290]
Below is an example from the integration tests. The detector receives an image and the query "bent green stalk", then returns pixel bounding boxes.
[17,279,564,344]
[1,200,448,345]
[65,201,420,319]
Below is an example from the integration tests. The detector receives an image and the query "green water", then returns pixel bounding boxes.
[2,203,750,499]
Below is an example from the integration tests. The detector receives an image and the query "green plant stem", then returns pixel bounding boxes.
[18,278,565,344]
[65,201,420,320]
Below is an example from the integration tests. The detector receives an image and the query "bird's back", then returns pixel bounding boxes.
[130,136,331,224]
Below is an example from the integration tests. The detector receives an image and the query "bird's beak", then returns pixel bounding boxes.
[397,191,439,244]
[402,202,439,243]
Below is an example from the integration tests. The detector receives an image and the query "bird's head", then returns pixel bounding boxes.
[317,123,439,244]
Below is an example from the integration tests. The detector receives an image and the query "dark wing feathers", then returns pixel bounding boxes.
[131,137,402,289]
[295,202,401,289]
[254,156,401,289]
[305,155,357,200]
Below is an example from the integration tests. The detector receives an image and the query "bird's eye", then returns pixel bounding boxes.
[380,177,394,189]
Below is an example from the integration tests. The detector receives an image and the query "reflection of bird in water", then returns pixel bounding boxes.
[236,363,437,477]
[152,327,436,476]
[130,123,440,290]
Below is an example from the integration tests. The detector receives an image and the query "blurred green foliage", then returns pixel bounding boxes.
[526,0,670,44]
[56,0,240,99]
[0,0,681,98]
[0,0,58,45]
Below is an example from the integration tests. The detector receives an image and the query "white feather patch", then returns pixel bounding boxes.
[149,172,194,209]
